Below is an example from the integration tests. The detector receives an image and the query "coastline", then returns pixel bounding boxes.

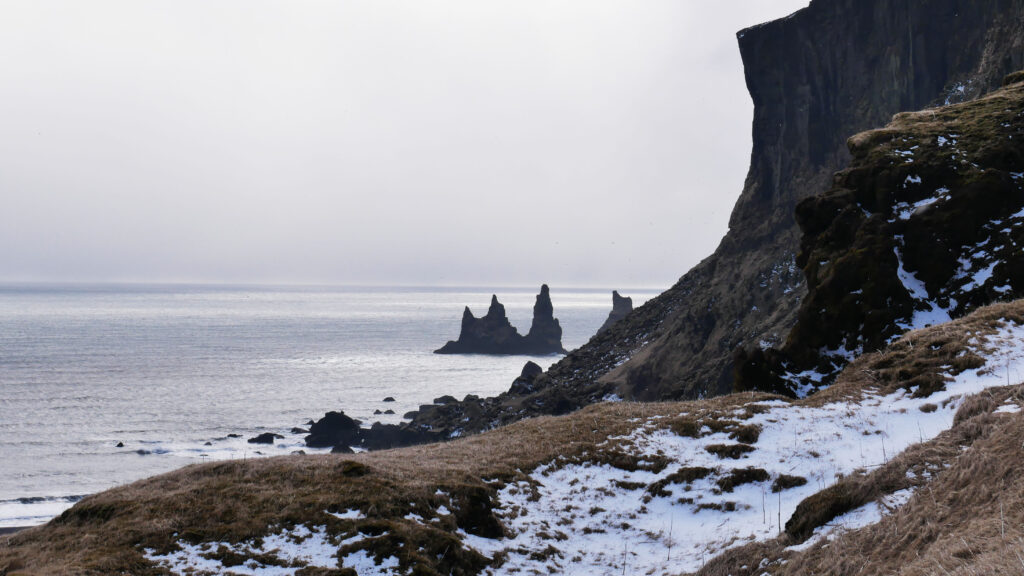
[0,526,26,536]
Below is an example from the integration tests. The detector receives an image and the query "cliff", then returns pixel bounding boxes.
[527,0,1024,402]
[434,286,566,355]
[736,71,1024,395]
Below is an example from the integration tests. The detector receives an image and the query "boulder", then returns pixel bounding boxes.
[248,432,283,445]
[305,411,362,448]
[510,361,544,395]
[360,422,441,451]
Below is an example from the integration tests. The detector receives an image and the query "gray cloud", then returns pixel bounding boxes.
[0,0,809,287]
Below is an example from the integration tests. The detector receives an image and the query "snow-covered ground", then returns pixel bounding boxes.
[144,322,1024,576]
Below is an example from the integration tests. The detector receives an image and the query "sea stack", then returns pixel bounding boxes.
[434,285,566,355]
[597,291,633,334]
[522,285,567,354]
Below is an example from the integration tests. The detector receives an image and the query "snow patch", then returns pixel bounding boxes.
[460,322,1024,574]
[328,508,363,520]
[786,489,915,552]
[144,524,340,575]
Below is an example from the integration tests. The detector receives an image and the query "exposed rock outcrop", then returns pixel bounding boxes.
[597,291,633,334]
[304,411,362,448]
[736,72,1024,395]
[523,285,566,354]
[434,285,566,355]
[247,433,283,445]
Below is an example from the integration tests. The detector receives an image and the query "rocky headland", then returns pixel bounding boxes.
[434,285,566,355]
[375,0,1024,441]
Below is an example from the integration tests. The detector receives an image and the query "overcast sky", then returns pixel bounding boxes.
[0,0,809,288]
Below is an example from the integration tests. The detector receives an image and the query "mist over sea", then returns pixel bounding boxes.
[0,284,656,527]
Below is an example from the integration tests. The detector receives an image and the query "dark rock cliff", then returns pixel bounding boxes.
[434,285,566,355]
[535,0,1024,402]
[737,73,1024,395]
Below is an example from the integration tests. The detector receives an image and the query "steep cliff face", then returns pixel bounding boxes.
[537,0,1024,402]
[737,72,1024,395]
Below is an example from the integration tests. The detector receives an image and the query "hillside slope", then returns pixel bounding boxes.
[4,300,1024,575]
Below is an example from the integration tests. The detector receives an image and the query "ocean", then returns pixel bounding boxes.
[0,284,657,528]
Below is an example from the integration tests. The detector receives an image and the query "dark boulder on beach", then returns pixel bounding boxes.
[290,427,308,434]
[434,285,566,355]
[248,433,283,445]
[360,422,441,451]
[331,444,354,454]
[305,411,362,448]
[382,396,396,402]
[510,361,544,395]
[597,291,633,334]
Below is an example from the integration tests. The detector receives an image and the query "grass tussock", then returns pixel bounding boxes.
[804,300,1024,408]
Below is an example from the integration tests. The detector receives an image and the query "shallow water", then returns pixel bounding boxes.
[0,284,656,526]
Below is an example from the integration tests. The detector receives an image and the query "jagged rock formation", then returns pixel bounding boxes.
[434,285,566,355]
[596,291,633,334]
[736,72,1024,395]
[523,285,566,354]
[434,296,522,355]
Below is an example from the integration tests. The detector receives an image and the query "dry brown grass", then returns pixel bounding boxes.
[803,300,1024,408]
[694,383,1024,576]
[0,394,783,576]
